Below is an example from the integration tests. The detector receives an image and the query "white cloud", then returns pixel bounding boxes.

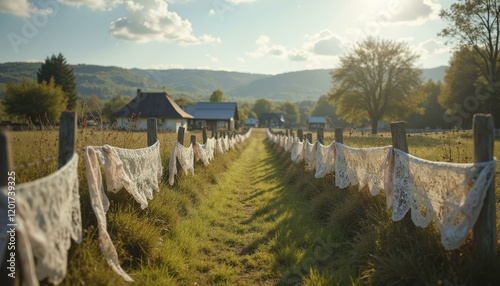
[417,38,449,56]
[109,0,220,44]
[225,0,255,4]
[58,0,120,10]
[357,0,441,26]
[0,0,53,17]
[237,57,245,63]
[209,8,216,16]
[304,29,346,56]
[206,54,219,62]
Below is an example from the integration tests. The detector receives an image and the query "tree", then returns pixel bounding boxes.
[209,89,225,102]
[310,95,349,128]
[440,0,500,119]
[37,53,78,110]
[102,95,131,120]
[175,97,192,107]
[278,101,299,128]
[438,47,483,128]
[329,37,422,134]
[251,98,274,117]
[3,79,66,122]
[408,80,448,129]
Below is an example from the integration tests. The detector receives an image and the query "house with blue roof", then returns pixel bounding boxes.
[183,102,239,130]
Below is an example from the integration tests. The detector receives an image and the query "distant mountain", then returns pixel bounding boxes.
[227,69,333,101]
[0,62,447,102]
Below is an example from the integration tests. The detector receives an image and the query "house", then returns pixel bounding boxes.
[245,117,258,127]
[183,102,239,130]
[113,89,193,132]
[259,113,285,128]
[307,116,327,130]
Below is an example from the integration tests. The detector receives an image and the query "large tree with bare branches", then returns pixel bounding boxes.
[439,0,500,118]
[329,37,423,134]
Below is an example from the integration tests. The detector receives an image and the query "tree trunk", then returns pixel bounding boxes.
[371,118,378,134]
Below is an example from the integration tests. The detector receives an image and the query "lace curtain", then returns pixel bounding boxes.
[0,154,81,286]
[168,141,194,186]
[334,143,392,196]
[315,142,335,178]
[291,139,304,163]
[194,138,216,166]
[388,148,497,250]
[85,141,162,282]
[304,141,317,170]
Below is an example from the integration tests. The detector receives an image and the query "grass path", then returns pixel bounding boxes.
[171,137,334,285]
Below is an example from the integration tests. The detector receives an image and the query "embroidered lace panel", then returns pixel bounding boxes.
[291,139,304,163]
[304,141,317,170]
[1,154,81,285]
[168,142,194,186]
[334,143,391,196]
[85,141,162,282]
[389,148,497,250]
[315,142,335,178]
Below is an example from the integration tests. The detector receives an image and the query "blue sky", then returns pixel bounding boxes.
[0,0,454,74]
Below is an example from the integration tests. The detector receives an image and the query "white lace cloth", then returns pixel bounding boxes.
[291,138,304,163]
[216,138,225,155]
[85,141,162,282]
[0,154,81,285]
[284,137,295,152]
[388,148,497,250]
[334,143,391,195]
[315,142,335,178]
[168,141,194,186]
[194,138,216,166]
[304,141,317,170]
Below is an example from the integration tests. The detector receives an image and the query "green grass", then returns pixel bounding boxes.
[8,127,500,285]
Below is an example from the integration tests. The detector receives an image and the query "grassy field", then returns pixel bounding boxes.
[5,127,500,285]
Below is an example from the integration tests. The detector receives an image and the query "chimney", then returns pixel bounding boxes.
[137,88,142,98]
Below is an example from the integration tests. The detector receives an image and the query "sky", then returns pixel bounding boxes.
[0,0,455,75]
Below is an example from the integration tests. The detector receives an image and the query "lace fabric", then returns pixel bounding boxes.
[1,154,81,285]
[284,136,295,152]
[85,141,162,282]
[168,141,195,186]
[194,138,216,166]
[291,138,304,163]
[315,142,335,178]
[389,148,497,250]
[216,138,225,155]
[334,143,391,196]
[304,141,317,170]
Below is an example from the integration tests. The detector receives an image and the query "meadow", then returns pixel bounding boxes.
[5,127,500,285]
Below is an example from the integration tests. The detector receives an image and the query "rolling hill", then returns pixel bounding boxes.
[0,62,446,102]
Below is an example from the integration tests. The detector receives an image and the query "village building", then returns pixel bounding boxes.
[307,116,327,130]
[183,102,239,130]
[258,113,285,128]
[113,89,193,132]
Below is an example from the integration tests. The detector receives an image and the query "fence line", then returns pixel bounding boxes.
[267,114,497,261]
[0,111,252,284]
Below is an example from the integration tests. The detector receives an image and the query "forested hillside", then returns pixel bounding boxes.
[0,62,446,102]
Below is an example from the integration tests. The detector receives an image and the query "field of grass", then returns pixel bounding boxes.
[4,127,500,285]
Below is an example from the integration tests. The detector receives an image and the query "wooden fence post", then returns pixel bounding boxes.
[472,114,496,262]
[306,133,312,143]
[191,135,197,168]
[202,127,207,144]
[297,129,303,141]
[0,128,15,286]
[317,128,324,144]
[58,111,76,168]
[390,121,408,153]
[147,118,157,147]
[177,126,185,145]
[334,128,343,144]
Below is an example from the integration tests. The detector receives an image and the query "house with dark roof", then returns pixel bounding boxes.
[258,113,285,128]
[307,116,327,130]
[183,102,239,130]
[113,89,193,132]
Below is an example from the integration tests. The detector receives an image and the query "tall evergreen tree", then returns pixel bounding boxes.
[37,53,77,110]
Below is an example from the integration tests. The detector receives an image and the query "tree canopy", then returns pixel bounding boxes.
[3,79,66,122]
[251,98,274,117]
[209,89,225,102]
[278,101,299,128]
[439,0,500,121]
[37,53,78,110]
[407,80,447,129]
[329,37,423,134]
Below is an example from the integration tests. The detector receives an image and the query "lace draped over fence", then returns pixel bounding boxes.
[266,129,497,250]
[85,141,162,282]
[1,154,81,286]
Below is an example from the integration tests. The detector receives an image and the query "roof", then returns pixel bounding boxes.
[307,116,327,124]
[183,102,238,121]
[113,92,193,119]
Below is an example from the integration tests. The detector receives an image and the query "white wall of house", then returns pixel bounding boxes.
[117,118,188,132]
